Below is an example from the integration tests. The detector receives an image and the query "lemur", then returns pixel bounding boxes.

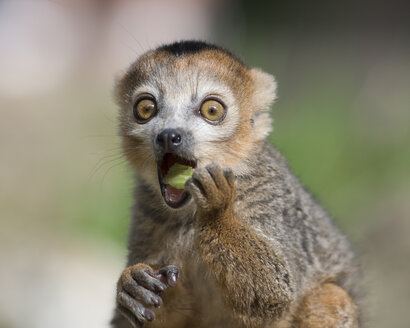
[111,41,360,328]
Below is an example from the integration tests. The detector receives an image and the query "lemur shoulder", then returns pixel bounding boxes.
[111,40,360,328]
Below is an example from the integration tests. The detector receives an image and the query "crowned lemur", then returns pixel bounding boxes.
[111,41,361,328]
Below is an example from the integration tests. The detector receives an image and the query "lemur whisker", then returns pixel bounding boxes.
[117,22,145,54]
[89,153,125,180]
[99,158,129,186]
[140,153,155,170]
[91,156,127,181]
[89,145,141,181]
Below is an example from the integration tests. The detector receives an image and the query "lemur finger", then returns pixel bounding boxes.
[122,282,162,308]
[117,291,155,323]
[132,269,167,293]
[117,304,143,328]
[120,267,163,295]
[207,163,230,192]
[157,265,179,287]
[185,178,208,209]
[192,167,218,203]
[222,168,235,187]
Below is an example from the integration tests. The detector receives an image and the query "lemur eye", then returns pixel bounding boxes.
[133,97,157,123]
[199,99,226,124]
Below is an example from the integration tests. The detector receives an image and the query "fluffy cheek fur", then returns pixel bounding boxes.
[193,117,268,176]
[121,135,159,189]
[195,69,277,174]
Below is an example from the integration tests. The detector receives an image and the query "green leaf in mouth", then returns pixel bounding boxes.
[163,163,194,189]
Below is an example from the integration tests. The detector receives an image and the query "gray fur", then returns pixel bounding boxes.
[111,41,360,328]
[111,141,359,327]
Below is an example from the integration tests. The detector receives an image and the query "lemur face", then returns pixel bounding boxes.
[115,42,276,208]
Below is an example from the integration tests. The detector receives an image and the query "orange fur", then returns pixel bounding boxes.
[294,283,359,328]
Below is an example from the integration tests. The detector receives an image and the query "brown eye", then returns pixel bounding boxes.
[199,99,226,123]
[133,98,157,123]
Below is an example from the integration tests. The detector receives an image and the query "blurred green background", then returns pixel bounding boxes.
[0,0,409,327]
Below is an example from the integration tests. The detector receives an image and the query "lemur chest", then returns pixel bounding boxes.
[146,225,233,327]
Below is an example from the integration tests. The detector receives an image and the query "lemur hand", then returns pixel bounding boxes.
[185,163,236,221]
[116,263,179,327]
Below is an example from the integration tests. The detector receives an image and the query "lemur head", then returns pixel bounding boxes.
[115,41,276,209]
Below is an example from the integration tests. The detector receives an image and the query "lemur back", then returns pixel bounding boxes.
[111,41,360,328]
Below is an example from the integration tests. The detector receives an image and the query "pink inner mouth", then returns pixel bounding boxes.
[160,153,196,206]
[164,184,185,203]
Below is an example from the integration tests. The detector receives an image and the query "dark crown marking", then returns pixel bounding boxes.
[157,40,247,66]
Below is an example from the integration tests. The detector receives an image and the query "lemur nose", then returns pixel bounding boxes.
[156,128,183,151]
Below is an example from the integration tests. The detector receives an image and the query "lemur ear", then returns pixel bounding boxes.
[249,68,277,111]
[248,68,276,140]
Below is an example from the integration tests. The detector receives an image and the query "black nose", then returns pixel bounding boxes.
[156,128,183,151]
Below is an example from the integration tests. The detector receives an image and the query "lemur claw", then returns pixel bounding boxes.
[158,265,179,287]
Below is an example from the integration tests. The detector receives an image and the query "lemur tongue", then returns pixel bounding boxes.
[164,184,185,203]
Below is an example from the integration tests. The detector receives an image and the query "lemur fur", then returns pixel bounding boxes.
[111,40,360,328]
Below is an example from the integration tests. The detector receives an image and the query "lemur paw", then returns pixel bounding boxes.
[185,163,235,215]
[116,263,179,327]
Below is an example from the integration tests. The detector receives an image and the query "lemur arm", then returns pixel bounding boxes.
[185,163,293,327]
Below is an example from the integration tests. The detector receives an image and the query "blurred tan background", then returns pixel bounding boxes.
[0,0,409,327]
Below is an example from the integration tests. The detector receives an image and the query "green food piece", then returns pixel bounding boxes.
[163,163,194,189]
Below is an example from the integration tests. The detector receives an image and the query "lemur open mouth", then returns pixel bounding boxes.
[158,153,196,208]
